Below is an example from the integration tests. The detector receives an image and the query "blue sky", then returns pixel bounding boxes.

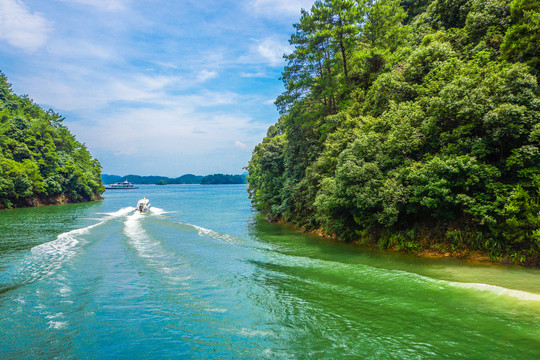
[0,0,315,176]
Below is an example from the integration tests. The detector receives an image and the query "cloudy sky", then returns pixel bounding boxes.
[0,0,315,176]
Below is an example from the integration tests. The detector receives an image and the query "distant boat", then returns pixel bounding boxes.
[136,197,150,214]
[105,181,138,189]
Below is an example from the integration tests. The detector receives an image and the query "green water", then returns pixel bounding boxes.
[0,185,539,359]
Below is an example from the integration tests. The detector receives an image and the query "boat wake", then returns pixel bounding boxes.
[0,207,135,295]
[123,212,189,284]
[124,212,155,259]
[100,207,137,217]
[447,281,540,302]
[148,207,172,216]
[124,209,540,304]
[185,223,244,246]
[390,266,540,302]
[378,266,540,302]
[32,206,135,261]
[265,253,540,304]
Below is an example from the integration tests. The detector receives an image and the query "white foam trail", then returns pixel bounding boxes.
[32,206,134,259]
[124,212,144,240]
[205,307,228,313]
[149,207,170,215]
[448,281,540,302]
[124,213,181,281]
[342,261,540,302]
[279,255,540,303]
[189,224,243,245]
[101,206,136,217]
[31,221,101,259]
[47,320,67,330]
[365,264,540,302]
[124,212,151,257]
[239,328,275,337]
[387,267,540,302]
[11,206,137,286]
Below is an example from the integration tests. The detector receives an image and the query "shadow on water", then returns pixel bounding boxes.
[247,214,540,294]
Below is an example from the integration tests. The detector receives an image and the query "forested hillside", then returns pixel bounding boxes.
[0,72,104,209]
[201,174,247,184]
[247,0,540,265]
[102,173,245,185]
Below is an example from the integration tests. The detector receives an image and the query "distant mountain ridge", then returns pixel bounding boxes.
[102,173,246,185]
[200,174,246,185]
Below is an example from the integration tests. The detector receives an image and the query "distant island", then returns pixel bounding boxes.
[103,173,247,185]
[0,72,104,210]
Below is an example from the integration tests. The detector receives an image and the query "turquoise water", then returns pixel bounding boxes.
[1,185,539,359]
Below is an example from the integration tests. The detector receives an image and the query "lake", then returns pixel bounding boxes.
[1,184,539,359]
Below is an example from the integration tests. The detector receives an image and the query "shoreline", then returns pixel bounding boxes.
[0,194,104,211]
[270,217,537,268]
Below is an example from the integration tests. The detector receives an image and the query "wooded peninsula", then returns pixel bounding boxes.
[0,73,104,210]
[247,0,540,266]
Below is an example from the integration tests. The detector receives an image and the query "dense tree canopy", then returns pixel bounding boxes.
[247,0,540,265]
[0,72,104,209]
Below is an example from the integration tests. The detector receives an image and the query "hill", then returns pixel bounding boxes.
[247,0,540,266]
[0,72,104,209]
[201,174,247,185]
[102,173,246,185]
[169,174,204,184]
[101,174,122,184]
[117,174,171,185]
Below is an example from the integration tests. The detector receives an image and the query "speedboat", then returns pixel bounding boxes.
[136,197,150,213]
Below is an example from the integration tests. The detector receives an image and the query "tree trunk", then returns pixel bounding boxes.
[337,15,349,81]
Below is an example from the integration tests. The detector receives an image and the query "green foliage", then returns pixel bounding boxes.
[169,174,204,184]
[247,133,288,214]
[101,174,122,184]
[500,0,540,76]
[465,0,511,44]
[428,0,472,30]
[401,0,431,24]
[200,174,247,185]
[0,72,104,209]
[247,0,540,263]
[500,184,540,248]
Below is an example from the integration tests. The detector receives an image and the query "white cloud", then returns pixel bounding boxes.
[19,71,187,111]
[197,69,218,82]
[234,141,249,150]
[0,0,51,52]
[251,0,314,17]
[153,61,179,70]
[62,0,127,11]
[47,40,117,60]
[22,69,242,115]
[68,106,258,159]
[240,71,269,78]
[256,38,290,66]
